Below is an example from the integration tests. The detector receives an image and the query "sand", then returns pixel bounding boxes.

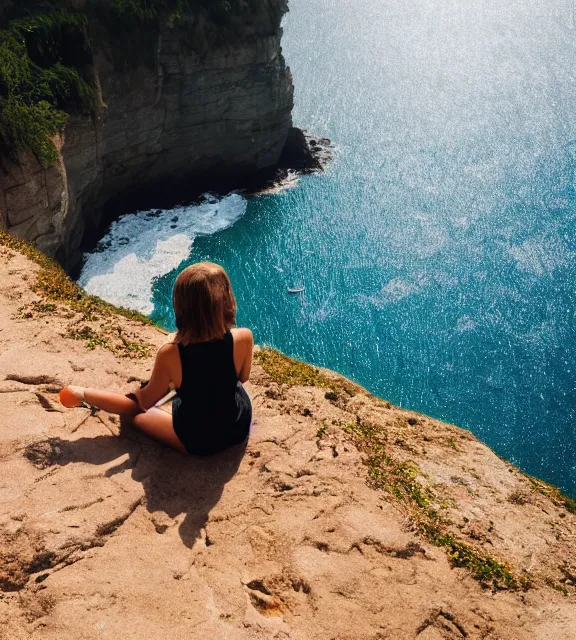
[0,246,574,639]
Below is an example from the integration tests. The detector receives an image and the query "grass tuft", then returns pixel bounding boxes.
[527,476,576,516]
[418,522,518,588]
[255,347,359,397]
[0,229,153,358]
[0,229,148,323]
[343,418,522,590]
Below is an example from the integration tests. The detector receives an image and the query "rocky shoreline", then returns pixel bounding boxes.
[0,0,309,273]
[77,127,333,266]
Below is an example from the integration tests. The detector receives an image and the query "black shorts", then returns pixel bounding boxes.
[172,384,252,456]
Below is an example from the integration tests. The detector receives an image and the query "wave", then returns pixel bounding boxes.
[78,194,247,315]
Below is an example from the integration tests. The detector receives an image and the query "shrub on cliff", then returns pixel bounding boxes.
[98,0,263,25]
[0,0,283,164]
[0,9,95,164]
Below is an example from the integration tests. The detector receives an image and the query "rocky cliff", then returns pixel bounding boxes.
[0,0,294,271]
[1,233,575,639]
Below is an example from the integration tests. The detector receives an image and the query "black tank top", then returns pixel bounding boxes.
[172,331,252,455]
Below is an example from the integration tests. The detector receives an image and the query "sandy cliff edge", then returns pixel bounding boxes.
[0,236,575,639]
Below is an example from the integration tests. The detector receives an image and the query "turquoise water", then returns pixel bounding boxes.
[81,0,576,496]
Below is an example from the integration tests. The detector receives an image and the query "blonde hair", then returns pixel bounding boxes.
[173,262,236,345]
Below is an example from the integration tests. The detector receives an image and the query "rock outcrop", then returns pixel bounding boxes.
[0,1,294,271]
[0,235,575,639]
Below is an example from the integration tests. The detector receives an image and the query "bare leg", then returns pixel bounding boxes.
[132,408,188,455]
[71,388,186,454]
[83,388,141,417]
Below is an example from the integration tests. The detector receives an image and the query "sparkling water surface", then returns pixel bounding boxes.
[80,0,576,495]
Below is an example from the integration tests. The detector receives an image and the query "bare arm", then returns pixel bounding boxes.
[234,328,254,383]
[135,344,177,410]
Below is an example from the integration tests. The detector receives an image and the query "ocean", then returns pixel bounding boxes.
[80,0,576,496]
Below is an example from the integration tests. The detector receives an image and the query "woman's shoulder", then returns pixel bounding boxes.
[157,341,180,360]
[230,327,253,343]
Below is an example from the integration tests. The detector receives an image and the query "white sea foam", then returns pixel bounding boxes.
[79,194,247,315]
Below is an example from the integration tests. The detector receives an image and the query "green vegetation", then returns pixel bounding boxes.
[0,229,152,358]
[507,489,531,506]
[68,325,111,351]
[316,422,327,439]
[527,475,576,515]
[0,229,148,323]
[343,418,522,590]
[0,0,265,163]
[256,348,334,388]
[544,576,569,597]
[16,301,57,319]
[419,521,523,589]
[255,347,360,397]
[344,420,435,512]
[98,0,256,24]
[66,323,151,357]
[0,9,95,164]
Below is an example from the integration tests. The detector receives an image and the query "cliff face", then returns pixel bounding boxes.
[0,1,293,270]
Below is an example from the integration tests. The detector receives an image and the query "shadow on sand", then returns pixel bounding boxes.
[49,423,246,549]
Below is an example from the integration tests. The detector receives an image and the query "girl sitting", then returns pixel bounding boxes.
[59,262,253,456]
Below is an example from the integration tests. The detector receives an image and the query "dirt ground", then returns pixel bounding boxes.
[0,246,574,639]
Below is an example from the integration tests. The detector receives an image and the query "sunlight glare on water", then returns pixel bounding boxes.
[79,0,576,495]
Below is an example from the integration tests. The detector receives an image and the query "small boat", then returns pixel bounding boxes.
[287,287,305,294]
